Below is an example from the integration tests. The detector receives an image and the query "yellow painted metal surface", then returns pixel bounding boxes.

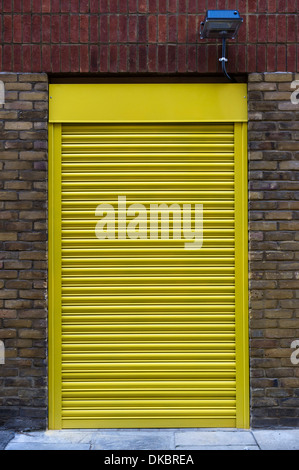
[48,85,249,430]
[49,84,248,123]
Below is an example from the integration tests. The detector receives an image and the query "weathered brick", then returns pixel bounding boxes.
[264,211,293,220]
[19,251,46,261]
[19,210,46,220]
[0,232,17,241]
[5,221,33,231]
[5,280,32,289]
[280,378,299,388]
[0,310,17,319]
[18,74,48,82]
[4,101,33,110]
[264,73,294,82]
[279,102,299,111]
[248,82,277,91]
[264,112,294,121]
[19,191,46,201]
[248,73,264,82]
[4,260,31,272]
[0,329,17,339]
[4,121,33,130]
[0,191,18,200]
[5,161,32,170]
[264,92,291,100]
[0,111,18,119]
[19,111,47,121]
[0,151,18,160]
[280,161,299,170]
[19,348,46,358]
[19,92,48,101]
[19,151,47,160]
[18,309,47,319]
[4,82,32,91]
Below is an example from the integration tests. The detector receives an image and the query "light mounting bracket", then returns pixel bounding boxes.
[200,10,243,82]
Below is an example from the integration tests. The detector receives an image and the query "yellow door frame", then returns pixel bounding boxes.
[48,84,249,430]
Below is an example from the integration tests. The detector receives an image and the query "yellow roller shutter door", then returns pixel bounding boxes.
[48,84,249,429]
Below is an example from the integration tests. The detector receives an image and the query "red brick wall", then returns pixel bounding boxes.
[0,0,298,74]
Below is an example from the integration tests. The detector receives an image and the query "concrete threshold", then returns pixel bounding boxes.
[3,428,299,451]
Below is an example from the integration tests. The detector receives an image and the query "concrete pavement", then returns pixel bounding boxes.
[0,431,14,451]
[2,428,299,450]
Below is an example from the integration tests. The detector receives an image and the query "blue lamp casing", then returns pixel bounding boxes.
[200,10,243,39]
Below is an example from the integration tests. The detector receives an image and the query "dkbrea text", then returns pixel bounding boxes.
[104,454,194,467]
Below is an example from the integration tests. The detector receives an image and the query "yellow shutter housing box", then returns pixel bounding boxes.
[49,83,248,123]
[48,84,249,430]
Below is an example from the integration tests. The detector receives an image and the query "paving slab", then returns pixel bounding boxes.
[4,431,94,450]
[8,430,95,444]
[176,445,259,450]
[91,431,174,450]
[6,442,91,451]
[253,430,299,451]
[175,430,256,448]
[0,431,14,450]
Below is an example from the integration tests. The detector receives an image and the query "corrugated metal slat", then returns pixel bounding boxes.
[60,123,237,427]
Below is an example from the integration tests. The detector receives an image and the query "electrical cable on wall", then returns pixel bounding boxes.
[200,10,243,82]
[219,38,236,82]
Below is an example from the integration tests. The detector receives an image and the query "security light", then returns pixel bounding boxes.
[200,10,244,82]
[200,10,243,40]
